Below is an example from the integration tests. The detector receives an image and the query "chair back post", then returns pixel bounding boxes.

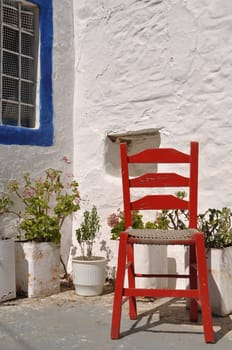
[189,142,199,229]
[120,143,133,229]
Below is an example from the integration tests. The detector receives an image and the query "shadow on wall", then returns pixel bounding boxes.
[104,128,161,177]
[167,246,190,290]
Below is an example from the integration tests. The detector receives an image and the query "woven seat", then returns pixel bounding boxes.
[127,228,197,244]
[111,141,214,343]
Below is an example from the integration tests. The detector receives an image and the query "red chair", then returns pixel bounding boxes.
[111,141,214,343]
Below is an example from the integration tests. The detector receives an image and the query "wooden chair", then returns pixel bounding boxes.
[111,141,214,343]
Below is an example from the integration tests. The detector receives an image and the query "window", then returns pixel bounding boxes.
[0,0,53,146]
[0,0,38,128]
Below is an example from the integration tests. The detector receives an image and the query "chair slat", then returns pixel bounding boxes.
[131,194,189,210]
[128,148,190,163]
[130,173,190,187]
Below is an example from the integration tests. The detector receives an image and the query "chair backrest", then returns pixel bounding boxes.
[120,141,199,230]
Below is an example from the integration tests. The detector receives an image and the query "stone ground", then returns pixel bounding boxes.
[0,282,232,350]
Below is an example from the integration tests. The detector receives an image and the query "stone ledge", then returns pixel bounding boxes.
[107,128,161,143]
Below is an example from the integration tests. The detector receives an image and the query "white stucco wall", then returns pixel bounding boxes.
[1,0,232,276]
[72,0,232,271]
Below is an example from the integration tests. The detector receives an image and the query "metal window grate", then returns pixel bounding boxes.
[0,0,39,128]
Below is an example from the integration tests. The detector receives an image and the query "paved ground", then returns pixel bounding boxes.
[0,283,232,350]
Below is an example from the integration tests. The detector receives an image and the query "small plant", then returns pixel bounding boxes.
[8,168,80,243]
[108,192,188,240]
[107,193,232,249]
[107,209,144,240]
[198,208,232,249]
[76,206,101,259]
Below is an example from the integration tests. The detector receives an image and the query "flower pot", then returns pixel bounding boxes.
[72,256,107,296]
[207,246,232,316]
[112,240,168,288]
[0,238,16,302]
[15,241,60,298]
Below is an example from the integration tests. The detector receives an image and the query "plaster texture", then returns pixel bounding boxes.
[15,242,60,298]
[72,0,232,270]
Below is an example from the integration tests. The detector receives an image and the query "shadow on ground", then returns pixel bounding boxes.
[118,297,232,343]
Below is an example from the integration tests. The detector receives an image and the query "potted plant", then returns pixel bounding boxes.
[158,204,232,316]
[198,207,232,316]
[8,168,80,298]
[72,206,107,296]
[109,195,232,316]
[138,201,232,316]
[107,192,189,241]
[0,194,16,302]
[108,209,144,241]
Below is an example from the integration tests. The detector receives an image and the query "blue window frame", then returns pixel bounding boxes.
[0,0,53,146]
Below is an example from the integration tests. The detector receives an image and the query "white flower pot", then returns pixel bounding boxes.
[15,241,60,298]
[72,257,107,296]
[207,246,232,316]
[134,245,168,288]
[112,240,168,288]
[0,238,16,302]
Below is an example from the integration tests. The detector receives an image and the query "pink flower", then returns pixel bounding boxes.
[62,156,71,164]
[107,213,120,228]
[22,188,35,199]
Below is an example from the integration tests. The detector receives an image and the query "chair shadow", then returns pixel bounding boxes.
[119,298,232,343]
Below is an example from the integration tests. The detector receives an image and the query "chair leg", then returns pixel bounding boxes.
[195,234,215,343]
[111,233,128,339]
[189,245,198,322]
[127,243,137,320]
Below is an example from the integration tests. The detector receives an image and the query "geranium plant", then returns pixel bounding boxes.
[107,208,188,240]
[108,193,232,249]
[107,192,188,240]
[8,168,80,243]
[107,209,144,240]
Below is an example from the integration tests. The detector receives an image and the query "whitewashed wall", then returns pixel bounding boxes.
[1,0,232,276]
[72,0,232,272]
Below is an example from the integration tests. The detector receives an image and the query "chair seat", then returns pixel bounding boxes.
[126,228,199,244]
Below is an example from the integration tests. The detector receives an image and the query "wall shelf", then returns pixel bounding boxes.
[107,128,160,143]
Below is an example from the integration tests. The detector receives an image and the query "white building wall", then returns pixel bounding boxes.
[72,0,232,272]
[1,0,232,276]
